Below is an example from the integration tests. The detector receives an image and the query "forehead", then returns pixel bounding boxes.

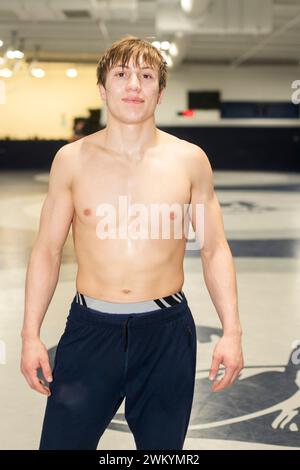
[110,57,157,71]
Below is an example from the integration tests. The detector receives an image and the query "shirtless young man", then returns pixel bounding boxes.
[20,36,244,450]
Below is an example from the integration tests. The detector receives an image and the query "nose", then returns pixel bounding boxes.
[126,73,141,91]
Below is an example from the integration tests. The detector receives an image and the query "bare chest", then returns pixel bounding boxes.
[73,155,191,227]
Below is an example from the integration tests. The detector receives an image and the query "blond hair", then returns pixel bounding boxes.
[96,36,168,93]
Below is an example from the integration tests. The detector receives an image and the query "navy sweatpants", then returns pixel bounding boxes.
[39,295,197,450]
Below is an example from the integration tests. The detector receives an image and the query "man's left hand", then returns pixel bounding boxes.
[209,334,244,392]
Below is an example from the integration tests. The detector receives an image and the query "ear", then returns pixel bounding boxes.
[98,84,107,102]
[157,89,164,105]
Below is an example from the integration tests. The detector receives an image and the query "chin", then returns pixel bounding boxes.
[118,115,147,125]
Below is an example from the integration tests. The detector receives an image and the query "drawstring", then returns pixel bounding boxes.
[187,325,192,346]
[123,317,131,352]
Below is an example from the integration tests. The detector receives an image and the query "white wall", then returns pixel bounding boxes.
[1,63,299,139]
[101,64,300,127]
[156,65,300,126]
[0,62,100,139]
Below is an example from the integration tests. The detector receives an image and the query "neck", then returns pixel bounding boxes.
[102,115,159,159]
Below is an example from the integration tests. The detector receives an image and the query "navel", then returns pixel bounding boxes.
[122,288,131,294]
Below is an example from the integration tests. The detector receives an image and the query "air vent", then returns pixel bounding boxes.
[62,10,91,19]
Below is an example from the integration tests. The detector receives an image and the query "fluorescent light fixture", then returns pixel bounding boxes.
[161,41,170,50]
[165,55,173,67]
[0,68,13,78]
[181,0,193,13]
[169,43,178,56]
[31,67,45,78]
[5,49,24,59]
[14,50,24,59]
[151,41,161,49]
[66,68,78,78]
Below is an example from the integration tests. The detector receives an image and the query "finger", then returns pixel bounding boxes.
[33,377,51,395]
[40,359,53,383]
[22,367,51,395]
[38,378,51,393]
[212,367,235,392]
[230,363,244,385]
[29,370,51,395]
[229,367,241,385]
[209,355,222,381]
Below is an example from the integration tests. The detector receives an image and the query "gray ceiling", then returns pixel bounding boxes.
[0,0,300,67]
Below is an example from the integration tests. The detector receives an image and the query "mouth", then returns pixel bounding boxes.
[122,98,144,104]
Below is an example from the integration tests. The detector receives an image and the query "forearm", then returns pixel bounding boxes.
[201,242,242,337]
[21,245,62,340]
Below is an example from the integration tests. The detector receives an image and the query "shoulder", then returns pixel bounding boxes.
[180,140,210,168]
[172,139,214,190]
[52,140,78,165]
[52,135,90,168]
[158,132,213,186]
[165,133,212,180]
[49,140,82,188]
[180,141,213,181]
[159,130,210,163]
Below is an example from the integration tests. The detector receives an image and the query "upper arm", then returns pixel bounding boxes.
[34,144,75,255]
[189,145,227,255]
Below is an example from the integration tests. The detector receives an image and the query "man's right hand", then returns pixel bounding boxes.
[20,338,53,396]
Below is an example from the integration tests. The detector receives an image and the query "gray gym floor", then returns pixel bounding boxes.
[1,170,300,449]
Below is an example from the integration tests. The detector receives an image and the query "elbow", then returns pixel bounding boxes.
[200,239,232,261]
[31,240,63,261]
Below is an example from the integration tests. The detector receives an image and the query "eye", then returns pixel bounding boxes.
[143,74,152,79]
[116,72,125,77]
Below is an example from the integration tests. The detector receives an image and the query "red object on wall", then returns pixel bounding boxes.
[177,109,195,117]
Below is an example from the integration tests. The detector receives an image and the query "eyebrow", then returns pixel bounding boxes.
[113,64,155,71]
